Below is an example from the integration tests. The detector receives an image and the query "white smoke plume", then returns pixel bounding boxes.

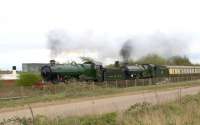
[47,29,192,64]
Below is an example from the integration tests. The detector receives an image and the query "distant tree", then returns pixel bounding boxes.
[105,54,194,67]
[136,54,167,65]
[80,57,94,63]
[167,56,192,65]
[106,64,115,68]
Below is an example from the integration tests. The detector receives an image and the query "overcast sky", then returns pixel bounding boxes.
[0,0,200,70]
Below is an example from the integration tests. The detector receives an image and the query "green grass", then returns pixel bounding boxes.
[1,80,200,109]
[2,92,200,125]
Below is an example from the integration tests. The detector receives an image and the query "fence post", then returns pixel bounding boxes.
[178,88,182,104]
[125,80,128,88]
[54,85,56,94]
[143,79,145,86]
[20,86,24,97]
[134,79,137,86]
[92,82,95,90]
[148,78,151,85]
[115,80,118,88]
[106,81,108,88]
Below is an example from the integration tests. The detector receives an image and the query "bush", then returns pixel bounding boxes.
[17,73,41,86]
[136,54,167,65]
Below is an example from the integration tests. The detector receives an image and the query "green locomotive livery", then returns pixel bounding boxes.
[41,60,104,82]
[104,64,168,81]
[41,60,169,83]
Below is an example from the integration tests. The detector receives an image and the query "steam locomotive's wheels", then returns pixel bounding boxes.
[52,80,58,84]
[79,75,87,81]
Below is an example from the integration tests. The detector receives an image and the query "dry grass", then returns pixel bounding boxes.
[117,94,200,125]
[1,80,200,109]
[2,92,200,125]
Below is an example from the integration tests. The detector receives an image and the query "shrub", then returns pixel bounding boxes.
[17,73,41,86]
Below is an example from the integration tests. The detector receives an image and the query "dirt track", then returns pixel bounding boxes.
[1,86,200,121]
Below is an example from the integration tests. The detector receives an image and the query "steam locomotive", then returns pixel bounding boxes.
[41,60,171,83]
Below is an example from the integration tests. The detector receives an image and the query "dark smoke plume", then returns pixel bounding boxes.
[120,39,133,62]
[46,29,193,65]
[47,30,69,59]
[46,29,119,61]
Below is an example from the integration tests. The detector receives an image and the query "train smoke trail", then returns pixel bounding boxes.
[142,32,190,58]
[47,29,192,64]
[120,39,134,63]
[46,29,119,62]
[124,32,192,61]
[47,30,66,59]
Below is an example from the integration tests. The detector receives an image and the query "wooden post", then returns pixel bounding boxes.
[148,78,151,85]
[54,85,56,94]
[20,86,24,97]
[92,82,95,91]
[143,79,145,86]
[115,80,118,88]
[134,79,137,86]
[107,81,108,88]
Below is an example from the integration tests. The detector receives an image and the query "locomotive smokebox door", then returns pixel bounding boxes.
[50,60,56,66]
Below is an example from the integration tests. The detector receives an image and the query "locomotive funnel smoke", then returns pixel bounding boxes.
[120,39,133,62]
[124,32,192,60]
[46,29,119,62]
[46,29,192,65]
[47,30,68,59]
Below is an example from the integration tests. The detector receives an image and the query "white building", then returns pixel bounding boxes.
[0,66,18,80]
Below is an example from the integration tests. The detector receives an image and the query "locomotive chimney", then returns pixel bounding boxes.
[50,60,56,66]
[114,61,120,67]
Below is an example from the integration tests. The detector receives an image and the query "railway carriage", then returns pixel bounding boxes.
[167,66,200,76]
[40,60,200,83]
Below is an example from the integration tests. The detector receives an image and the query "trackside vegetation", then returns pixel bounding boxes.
[1,80,200,109]
[2,92,200,125]
[17,73,41,86]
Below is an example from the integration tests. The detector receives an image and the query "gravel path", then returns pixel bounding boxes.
[1,86,200,121]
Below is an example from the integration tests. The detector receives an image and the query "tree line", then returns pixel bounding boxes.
[134,54,193,65]
[107,54,198,67]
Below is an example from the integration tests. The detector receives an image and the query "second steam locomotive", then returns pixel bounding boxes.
[41,60,185,83]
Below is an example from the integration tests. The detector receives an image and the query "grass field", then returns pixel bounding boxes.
[2,90,200,125]
[0,80,200,109]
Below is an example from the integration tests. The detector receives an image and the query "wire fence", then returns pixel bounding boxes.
[1,75,200,125]
[0,75,200,99]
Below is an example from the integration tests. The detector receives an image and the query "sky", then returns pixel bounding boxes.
[0,0,200,70]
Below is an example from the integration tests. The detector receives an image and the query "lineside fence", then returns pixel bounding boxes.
[97,75,200,88]
[0,75,200,99]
